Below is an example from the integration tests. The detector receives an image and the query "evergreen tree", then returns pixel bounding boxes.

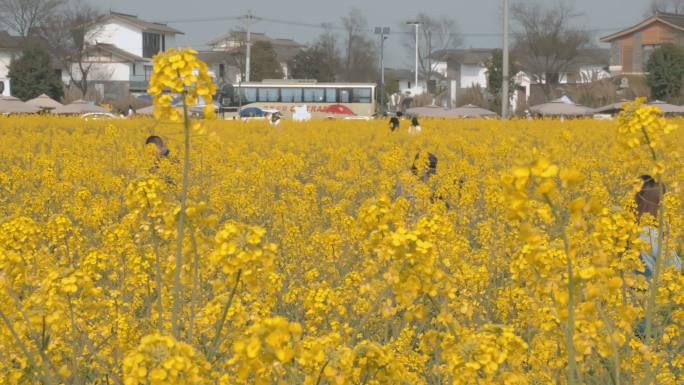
[646,44,684,101]
[250,41,283,81]
[289,45,337,82]
[8,44,63,101]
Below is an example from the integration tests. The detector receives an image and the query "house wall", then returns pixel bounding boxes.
[397,79,426,95]
[88,20,143,58]
[0,51,13,78]
[433,61,448,77]
[164,34,177,49]
[66,62,131,82]
[611,21,684,74]
[460,64,487,89]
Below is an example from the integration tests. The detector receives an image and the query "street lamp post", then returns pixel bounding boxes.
[375,27,390,115]
[242,11,258,82]
[406,21,421,93]
[502,0,510,118]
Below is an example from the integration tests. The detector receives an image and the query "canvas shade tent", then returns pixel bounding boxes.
[529,98,592,117]
[0,96,41,114]
[406,104,497,118]
[25,94,63,110]
[51,100,110,115]
[137,105,155,115]
[592,99,632,115]
[647,100,684,115]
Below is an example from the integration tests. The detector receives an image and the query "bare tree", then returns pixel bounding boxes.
[401,14,460,93]
[315,23,341,78]
[512,1,590,100]
[38,0,103,98]
[648,0,684,14]
[341,8,377,82]
[0,0,64,37]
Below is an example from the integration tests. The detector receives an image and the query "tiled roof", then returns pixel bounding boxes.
[207,31,304,50]
[90,43,144,62]
[0,31,25,50]
[601,12,684,42]
[431,49,494,65]
[107,11,183,35]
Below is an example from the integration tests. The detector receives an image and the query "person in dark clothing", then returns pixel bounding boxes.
[633,175,680,279]
[270,112,282,125]
[409,116,422,134]
[411,152,438,182]
[389,116,400,131]
[145,135,170,158]
[635,175,662,220]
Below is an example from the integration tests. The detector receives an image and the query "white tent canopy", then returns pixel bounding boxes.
[406,104,497,118]
[0,96,41,114]
[51,100,110,115]
[529,98,592,116]
[647,100,684,114]
[25,94,63,110]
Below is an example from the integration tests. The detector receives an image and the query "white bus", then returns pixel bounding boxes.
[216,80,377,119]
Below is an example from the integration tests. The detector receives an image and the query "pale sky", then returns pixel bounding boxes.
[89,0,650,67]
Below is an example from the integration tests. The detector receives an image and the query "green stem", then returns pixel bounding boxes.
[172,90,191,339]
[542,193,578,385]
[0,308,52,385]
[208,269,242,359]
[639,123,664,385]
[150,221,165,333]
[188,227,201,341]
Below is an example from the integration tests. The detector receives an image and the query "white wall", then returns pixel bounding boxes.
[0,52,15,96]
[0,52,13,78]
[67,62,131,82]
[460,64,487,89]
[164,34,177,50]
[88,20,142,58]
[578,65,611,83]
[433,61,448,77]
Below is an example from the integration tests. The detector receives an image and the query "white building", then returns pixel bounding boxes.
[66,11,183,99]
[0,31,24,96]
[205,31,304,82]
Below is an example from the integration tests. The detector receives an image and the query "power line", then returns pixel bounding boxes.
[161,14,625,38]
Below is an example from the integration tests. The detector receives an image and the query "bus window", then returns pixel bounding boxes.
[258,88,279,102]
[339,89,351,103]
[303,88,325,103]
[281,88,303,103]
[325,88,337,103]
[352,88,372,103]
[241,87,257,103]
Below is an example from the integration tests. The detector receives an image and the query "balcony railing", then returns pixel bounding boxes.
[129,75,149,92]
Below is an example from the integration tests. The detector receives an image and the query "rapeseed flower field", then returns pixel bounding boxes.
[0,49,683,385]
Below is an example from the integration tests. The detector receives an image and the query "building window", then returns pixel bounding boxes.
[339,89,351,103]
[611,43,622,66]
[303,88,325,102]
[219,64,225,80]
[281,88,302,102]
[257,87,279,102]
[643,44,660,67]
[325,88,337,103]
[144,65,152,80]
[241,87,257,103]
[143,32,162,58]
[352,88,372,103]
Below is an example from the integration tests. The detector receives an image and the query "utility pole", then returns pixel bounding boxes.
[241,11,258,82]
[501,0,510,118]
[375,27,390,115]
[406,21,421,93]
